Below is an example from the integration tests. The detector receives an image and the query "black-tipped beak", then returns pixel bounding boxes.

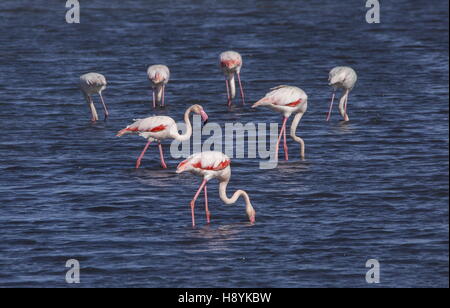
[200,111,209,127]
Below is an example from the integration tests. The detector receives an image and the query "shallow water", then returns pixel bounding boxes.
[0,0,448,287]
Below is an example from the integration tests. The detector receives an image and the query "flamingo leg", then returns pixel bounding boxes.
[158,142,167,169]
[237,72,245,105]
[283,121,289,161]
[161,85,165,107]
[99,92,109,120]
[135,139,152,169]
[204,184,210,224]
[225,77,232,107]
[326,91,336,121]
[274,117,288,161]
[152,89,156,109]
[190,179,207,227]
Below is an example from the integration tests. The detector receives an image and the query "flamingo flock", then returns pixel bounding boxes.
[79,51,358,227]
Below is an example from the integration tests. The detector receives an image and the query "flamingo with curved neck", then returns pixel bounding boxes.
[327,66,357,122]
[252,85,308,161]
[176,151,256,227]
[116,104,208,169]
[220,51,245,107]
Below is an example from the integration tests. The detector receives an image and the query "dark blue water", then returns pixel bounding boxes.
[0,0,448,287]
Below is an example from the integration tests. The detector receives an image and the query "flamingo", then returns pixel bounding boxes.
[79,73,109,122]
[220,51,245,107]
[147,65,170,108]
[116,104,209,169]
[326,66,358,122]
[252,85,308,161]
[176,151,256,227]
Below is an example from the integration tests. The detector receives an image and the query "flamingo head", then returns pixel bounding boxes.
[191,104,209,125]
[246,205,256,224]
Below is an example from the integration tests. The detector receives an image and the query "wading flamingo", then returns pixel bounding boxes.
[147,65,170,108]
[80,73,109,122]
[176,151,256,227]
[252,85,308,160]
[116,105,208,169]
[326,66,357,122]
[220,51,245,107]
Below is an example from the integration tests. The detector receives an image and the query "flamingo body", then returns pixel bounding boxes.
[80,72,109,121]
[329,66,357,90]
[177,151,231,180]
[147,65,170,108]
[177,151,255,226]
[253,85,307,117]
[118,116,176,141]
[117,105,208,169]
[327,66,357,122]
[219,51,245,106]
[253,85,308,160]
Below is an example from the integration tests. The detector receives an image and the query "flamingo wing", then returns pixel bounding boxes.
[147,65,170,83]
[116,116,173,136]
[253,86,305,108]
[177,151,231,173]
[81,73,107,87]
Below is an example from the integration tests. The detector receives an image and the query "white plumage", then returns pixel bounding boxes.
[253,85,308,160]
[327,66,357,122]
[147,65,170,108]
[79,72,109,122]
[219,51,245,106]
[253,85,308,118]
[117,104,209,169]
[176,151,256,227]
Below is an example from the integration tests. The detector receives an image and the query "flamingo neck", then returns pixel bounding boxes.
[290,112,305,159]
[219,179,255,218]
[174,106,194,141]
[155,85,164,103]
[339,89,350,120]
[227,74,236,99]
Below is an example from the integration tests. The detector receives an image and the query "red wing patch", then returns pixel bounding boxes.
[149,125,167,133]
[125,127,139,132]
[192,160,231,171]
[286,99,302,107]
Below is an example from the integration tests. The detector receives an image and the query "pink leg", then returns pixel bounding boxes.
[158,143,167,169]
[190,179,208,227]
[204,184,210,223]
[135,139,152,169]
[237,72,245,105]
[326,91,336,121]
[225,77,231,107]
[283,122,289,161]
[152,89,156,109]
[274,117,288,161]
[99,93,109,119]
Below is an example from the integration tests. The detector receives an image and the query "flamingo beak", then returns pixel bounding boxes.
[200,110,209,126]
